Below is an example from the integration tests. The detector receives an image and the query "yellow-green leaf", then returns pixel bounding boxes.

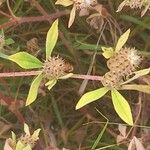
[122,67,150,85]
[45,79,57,90]
[68,5,76,28]
[121,84,150,94]
[55,0,73,6]
[101,46,115,59]
[46,19,59,59]
[26,73,44,106]
[16,141,25,150]
[32,129,41,140]
[8,52,43,69]
[111,89,133,126]
[22,145,32,150]
[115,29,130,52]
[76,87,109,110]
[24,123,30,135]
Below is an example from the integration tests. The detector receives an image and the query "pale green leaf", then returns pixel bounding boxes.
[101,47,115,59]
[111,89,133,126]
[26,73,44,106]
[16,141,25,150]
[59,73,73,79]
[32,129,41,140]
[23,145,32,150]
[55,0,73,6]
[68,5,76,28]
[11,131,16,142]
[5,38,15,45]
[76,87,109,110]
[45,79,57,90]
[122,67,150,85]
[46,19,58,59]
[24,123,30,135]
[121,84,150,94]
[8,52,43,69]
[115,29,130,52]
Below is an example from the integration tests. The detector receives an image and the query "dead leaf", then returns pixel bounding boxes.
[128,136,145,150]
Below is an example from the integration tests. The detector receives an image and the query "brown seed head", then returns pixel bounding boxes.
[43,56,73,80]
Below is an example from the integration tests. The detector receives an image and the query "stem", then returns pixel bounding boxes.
[0,71,102,81]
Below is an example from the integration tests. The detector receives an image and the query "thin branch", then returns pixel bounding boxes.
[0,71,102,81]
[0,11,69,29]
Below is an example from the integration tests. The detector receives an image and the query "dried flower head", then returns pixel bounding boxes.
[117,0,150,17]
[43,56,73,80]
[26,38,40,52]
[74,0,97,9]
[102,47,142,88]
[19,134,37,148]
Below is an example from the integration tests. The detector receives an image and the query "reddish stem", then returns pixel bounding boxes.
[0,71,102,81]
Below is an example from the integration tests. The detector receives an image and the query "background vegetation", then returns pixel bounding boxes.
[0,0,150,149]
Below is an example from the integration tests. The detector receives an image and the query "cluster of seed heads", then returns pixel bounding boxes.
[73,0,97,9]
[101,47,142,88]
[43,56,73,80]
[19,134,38,148]
[117,0,150,16]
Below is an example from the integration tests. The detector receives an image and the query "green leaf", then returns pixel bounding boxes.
[68,5,76,28]
[11,131,16,143]
[101,47,115,59]
[121,84,150,94]
[0,52,8,59]
[5,38,15,45]
[115,29,130,52]
[8,52,43,69]
[24,123,30,135]
[122,68,150,85]
[26,73,44,106]
[45,79,57,90]
[111,89,133,126]
[16,141,25,150]
[55,0,73,6]
[23,145,32,150]
[46,19,58,59]
[76,87,109,110]
[32,129,41,140]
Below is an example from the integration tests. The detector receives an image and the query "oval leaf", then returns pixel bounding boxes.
[68,5,76,28]
[46,19,58,59]
[111,89,133,126]
[121,84,150,94]
[55,0,73,6]
[26,73,43,106]
[8,52,43,69]
[76,87,109,110]
[24,123,30,135]
[115,29,130,52]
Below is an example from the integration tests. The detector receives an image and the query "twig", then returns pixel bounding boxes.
[0,71,102,81]
[0,11,69,29]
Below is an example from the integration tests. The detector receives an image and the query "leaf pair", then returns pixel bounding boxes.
[8,19,59,106]
[102,29,130,59]
[55,0,76,28]
[76,87,133,125]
